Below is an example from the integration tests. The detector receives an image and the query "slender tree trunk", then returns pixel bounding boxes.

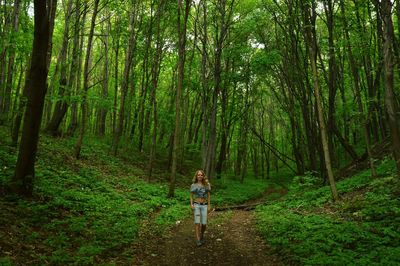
[2,0,20,122]
[200,0,209,171]
[303,1,338,201]
[111,6,138,155]
[168,0,190,198]
[0,0,10,117]
[381,0,400,175]
[112,17,120,136]
[205,0,235,179]
[215,60,231,178]
[324,0,339,166]
[138,3,154,152]
[11,56,30,146]
[341,0,377,177]
[74,0,100,159]
[97,13,110,136]
[10,58,23,123]
[67,2,87,136]
[45,0,73,135]
[148,0,166,180]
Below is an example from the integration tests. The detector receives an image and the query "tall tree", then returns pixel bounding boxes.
[168,0,191,198]
[67,1,87,136]
[204,0,235,179]
[302,0,338,201]
[380,0,400,175]
[45,0,74,136]
[137,1,154,152]
[97,10,110,136]
[1,0,21,122]
[111,2,140,155]
[148,0,166,180]
[74,0,100,159]
[13,0,57,196]
[200,0,210,172]
[340,0,377,177]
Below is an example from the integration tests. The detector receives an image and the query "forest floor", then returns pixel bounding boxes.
[130,187,287,266]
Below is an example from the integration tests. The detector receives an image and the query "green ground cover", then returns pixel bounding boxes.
[0,130,274,265]
[256,158,400,266]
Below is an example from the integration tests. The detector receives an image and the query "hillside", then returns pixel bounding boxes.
[0,128,277,265]
[256,159,400,265]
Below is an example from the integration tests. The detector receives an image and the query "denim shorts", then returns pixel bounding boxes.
[193,203,208,224]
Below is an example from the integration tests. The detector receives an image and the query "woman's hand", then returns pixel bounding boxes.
[208,205,212,213]
[190,204,194,210]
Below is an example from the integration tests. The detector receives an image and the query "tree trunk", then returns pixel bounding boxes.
[340,0,377,177]
[205,0,235,179]
[324,0,338,166]
[45,0,73,136]
[302,1,338,201]
[215,59,231,178]
[137,4,154,152]
[148,0,166,180]
[10,58,24,124]
[97,12,110,136]
[2,0,21,121]
[112,17,120,136]
[11,56,30,146]
[200,0,209,171]
[111,6,139,155]
[13,0,57,196]
[0,1,10,119]
[74,0,100,159]
[168,0,190,198]
[67,2,87,136]
[381,0,400,175]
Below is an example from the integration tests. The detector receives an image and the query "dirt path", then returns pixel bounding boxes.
[131,188,285,266]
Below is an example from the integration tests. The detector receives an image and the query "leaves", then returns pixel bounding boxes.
[256,160,400,265]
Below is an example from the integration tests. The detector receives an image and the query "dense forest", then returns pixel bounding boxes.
[0,0,399,265]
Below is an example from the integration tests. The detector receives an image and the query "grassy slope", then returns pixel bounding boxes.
[256,158,400,266]
[0,128,275,265]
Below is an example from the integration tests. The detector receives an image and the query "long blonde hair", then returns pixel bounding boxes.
[192,170,209,186]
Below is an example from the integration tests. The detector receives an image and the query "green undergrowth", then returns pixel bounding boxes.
[211,176,278,206]
[0,129,275,265]
[256,158,400,265]
[0,133,188,265]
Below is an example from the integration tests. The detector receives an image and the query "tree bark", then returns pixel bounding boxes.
[381,0,400,175]
[11,56,30,146]
[97,12,110,136]
[45,0,73,136]
[323,0,338,166]
[13,0,57,196]
[340,0,377,177]
[200,0,209,171]
[205,0,235,179]
[2,0,21,121]
[148,0,166,180]
[67,1,87,136]
[168,0,190,198]
[302,1,338,201]
[111,6,139,155]
[74,0,100,159]
[137,3,154,152]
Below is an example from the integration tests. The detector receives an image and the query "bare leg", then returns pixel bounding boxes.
[195,223,201,241]
[201,224,206,239]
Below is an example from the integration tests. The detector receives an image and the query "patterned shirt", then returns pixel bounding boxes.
[190,183,211,199]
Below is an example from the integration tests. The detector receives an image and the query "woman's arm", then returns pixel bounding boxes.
[190,192,194,209]
[207,191,211,212]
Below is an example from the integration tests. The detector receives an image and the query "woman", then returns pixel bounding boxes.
[190,170,211,246]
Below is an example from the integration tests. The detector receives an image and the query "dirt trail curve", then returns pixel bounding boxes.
[131,186,286,266]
